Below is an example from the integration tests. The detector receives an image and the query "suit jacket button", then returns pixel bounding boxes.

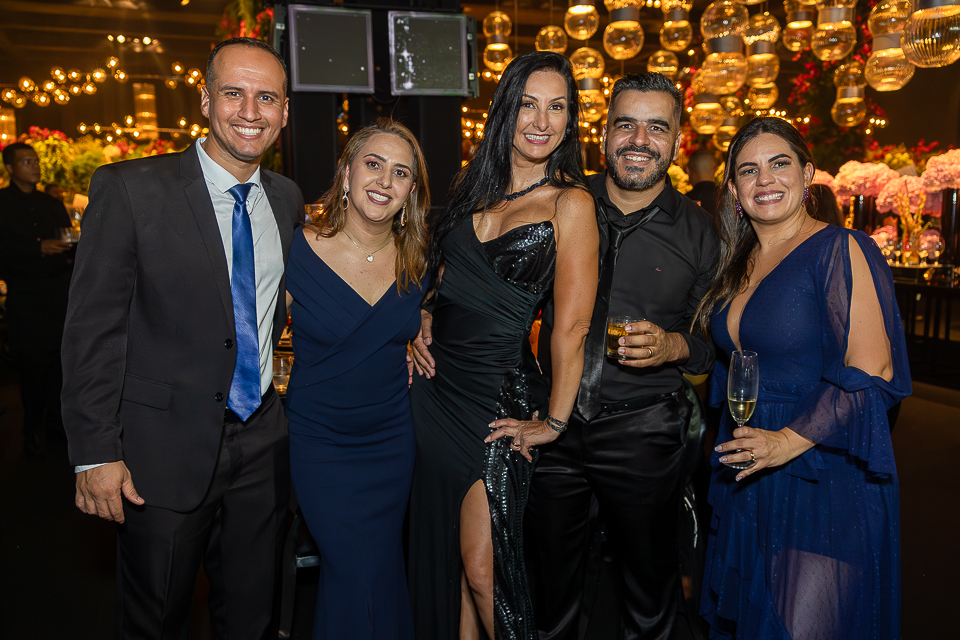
[215,392,224,402]
[224,339,234,349]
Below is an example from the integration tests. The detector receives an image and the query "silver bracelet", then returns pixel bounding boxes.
[546,413,568,434]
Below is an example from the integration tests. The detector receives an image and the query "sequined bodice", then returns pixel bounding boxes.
[480,221,556,294]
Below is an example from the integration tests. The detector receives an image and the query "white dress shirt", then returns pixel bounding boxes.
[75,141,285,473]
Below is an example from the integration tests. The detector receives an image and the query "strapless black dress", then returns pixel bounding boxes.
[408,216,557,640]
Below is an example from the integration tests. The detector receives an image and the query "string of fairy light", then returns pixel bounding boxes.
[0,33,211,142]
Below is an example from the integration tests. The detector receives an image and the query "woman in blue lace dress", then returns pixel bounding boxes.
[694,117,910,640]
[406,52,599,639]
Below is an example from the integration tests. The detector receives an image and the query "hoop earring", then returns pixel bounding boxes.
[341,186,349,211]
[734,199,744,219]
[400,203,407,228]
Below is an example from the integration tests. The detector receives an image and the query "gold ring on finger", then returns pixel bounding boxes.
[749,450,756,462]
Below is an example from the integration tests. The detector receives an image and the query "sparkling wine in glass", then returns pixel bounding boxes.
[726,350,759,470]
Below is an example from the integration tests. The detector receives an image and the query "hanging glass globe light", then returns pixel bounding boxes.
[660,10,694,51]
[690,68,707,94]
[701,35,748,95]
[11,93,27,108]
[32,92,51,107]
[660,0,692,10]
[578,78,607,123]
[69,84,83,96]
[747,82,779,109]
[536,25,569,54]
[648,50,680,78]
[689,92,725,134]
[82,82,97,95]
[106,56,119,69]
[719,94,745,116]
[91,68,108,83]
[746,41,780,85]
[812,7,857,61]
[901,0,960,68]
[741,12,781,45]
[114,69,129,83]
[737,0,766,6]
[50,66,66,81]
[67,69,82,83]
[18,76,35,93]
[483,35,513,72]
[565,0,600,41]
[870,0,913,35]
[1,88,17,103]
[713,116,740,152]
[42,80,57,93]
[570,46,606,80]
[700,0,749,40]
[603,2,644,60]
[815,0,859,9]
[483,10,513,38]
[834,59,866,86]
[783,3,816,51]
[831,86,866,126]
[53,88,70,105]
[867,34,916,90]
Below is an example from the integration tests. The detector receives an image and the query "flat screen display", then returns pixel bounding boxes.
[388,12,476,97]
[289,5,374,93]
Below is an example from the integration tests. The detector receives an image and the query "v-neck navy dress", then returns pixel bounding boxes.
[701,226,910,640]
[285,229,427,640]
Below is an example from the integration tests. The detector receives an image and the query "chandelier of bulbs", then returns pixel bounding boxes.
[2,56,204,112]
[473,0,960,144]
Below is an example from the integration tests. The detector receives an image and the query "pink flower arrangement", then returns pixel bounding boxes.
[871,224,898,248]
[922,149,960,192]
[833,161,900,200]
[876,175,942,216]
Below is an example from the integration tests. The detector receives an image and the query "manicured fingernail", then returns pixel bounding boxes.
[484,437,490,443]
[618,348,625,354]
[489,422,496,427]
[719,457,727,463]
[736,475,743,482]
[715,445,722,451]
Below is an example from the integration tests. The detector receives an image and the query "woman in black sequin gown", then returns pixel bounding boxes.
[407,52,599,640]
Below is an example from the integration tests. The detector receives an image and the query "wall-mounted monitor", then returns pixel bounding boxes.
[288,4,374,94]
[388,12,478,97]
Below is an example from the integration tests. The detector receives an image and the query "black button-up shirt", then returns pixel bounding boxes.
[591,172,719,400]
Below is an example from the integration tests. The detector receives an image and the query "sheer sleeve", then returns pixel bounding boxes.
[783,230,911,475]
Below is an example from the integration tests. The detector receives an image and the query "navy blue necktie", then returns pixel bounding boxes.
[227,183,261,421]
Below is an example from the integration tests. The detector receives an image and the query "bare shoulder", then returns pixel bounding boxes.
[553,185,597,224]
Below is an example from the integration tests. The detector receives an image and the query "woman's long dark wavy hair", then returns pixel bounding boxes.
[313,119,431,294]
[693,117,817,338]
[428,51,586,273]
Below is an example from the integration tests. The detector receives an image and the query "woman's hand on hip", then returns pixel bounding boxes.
[485,411,558,462]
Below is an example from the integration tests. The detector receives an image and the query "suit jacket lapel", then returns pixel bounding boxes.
[180,144,235,333]
[261,171,294,266]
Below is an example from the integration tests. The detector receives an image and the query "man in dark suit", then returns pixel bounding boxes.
[0,142,74,456]
[61,37,304,638]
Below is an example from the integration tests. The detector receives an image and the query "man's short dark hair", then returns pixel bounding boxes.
[2,142,34,167]
[609,73,683,127]
[206,37,288,93]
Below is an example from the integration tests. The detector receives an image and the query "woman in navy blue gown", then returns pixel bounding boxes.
[284,120,431,639]
[694,117,910,639]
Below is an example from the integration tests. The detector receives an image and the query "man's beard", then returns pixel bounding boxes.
[607,144,670,191]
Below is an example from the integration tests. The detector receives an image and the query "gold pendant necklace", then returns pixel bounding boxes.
[342,229,392,262]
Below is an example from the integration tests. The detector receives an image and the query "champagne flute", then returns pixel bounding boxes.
[726,350,759,470]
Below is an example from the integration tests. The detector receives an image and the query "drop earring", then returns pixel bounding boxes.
[342,186,349,210]
[400,203,407,228]
[734,199,744,219]
[802,185,810,206]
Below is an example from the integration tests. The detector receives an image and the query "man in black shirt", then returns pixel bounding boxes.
[685,147,720,219]
[528,74,719,639]
[0,142,73,455]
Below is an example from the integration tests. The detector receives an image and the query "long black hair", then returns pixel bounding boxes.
[428,51,586,271]
[693,116,817,338]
